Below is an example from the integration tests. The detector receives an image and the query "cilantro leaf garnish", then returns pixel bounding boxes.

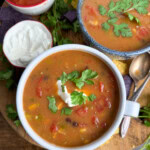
[113,23,132,37]
[127,13,140,24]
[72,69,98,89]
[6,104,21,127]
[99,5,107,16]
[0,70,14,80]
[58,69,98,89]
[71,91,96,105]
[61,107,72,115]
[47,97,58,113]
[88,94,96,102]
[102,22,110,31]
[98,0,150,37]
[71,91,87,105]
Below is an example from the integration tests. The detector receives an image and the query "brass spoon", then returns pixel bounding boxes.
[120,53,150,138]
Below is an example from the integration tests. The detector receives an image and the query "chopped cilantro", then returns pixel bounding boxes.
[61,107,72,115]
[102,22,110,31]
[107,18,118,24]
[113,23,132,37]
[47,97,58,113]
[98,0,150,37]
[71,91,87,105]
[127,13,140,24]
[88,94,96,102]
[61,85,65,92]
[6,104,21,127]
[67,71,80,80]
[72,69,98,89]
[98,5,107,16]
[58,72,68,85]
[71,91,96,105]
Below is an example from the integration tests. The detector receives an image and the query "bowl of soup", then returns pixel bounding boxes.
[6,0,54,15]
[16,44,140,150]
[77,0,150,59]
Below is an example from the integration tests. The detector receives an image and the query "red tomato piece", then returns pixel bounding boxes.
[104,98,111,109]
[101,122,107,128]
[76,106,88,116]
[96,105,105,113]
[99,82,104,92]
[85,5,98,16]
[36,87,42,98]
[91,116,99,126]
[50,123,58,133]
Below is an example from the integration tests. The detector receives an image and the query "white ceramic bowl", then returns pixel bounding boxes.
[16,44,140,150]
[6,0,54,15]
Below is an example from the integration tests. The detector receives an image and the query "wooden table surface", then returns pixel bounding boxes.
[0,112,43,150]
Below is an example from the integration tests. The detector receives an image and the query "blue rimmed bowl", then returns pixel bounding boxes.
[77,0,150,60]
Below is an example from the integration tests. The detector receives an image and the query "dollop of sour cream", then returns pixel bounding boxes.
[57,80,88,107]
[57,80,76,107]
[3,21,52,67]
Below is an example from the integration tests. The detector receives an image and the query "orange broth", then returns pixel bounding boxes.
[23,51,119,147]
[82,0,150,51]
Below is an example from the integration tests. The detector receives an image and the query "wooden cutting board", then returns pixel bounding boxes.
[0,2,150,150]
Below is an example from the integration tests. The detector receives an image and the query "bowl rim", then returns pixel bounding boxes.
[3,20,53,68]
[6,0,47,8]
[16,44,126,150]
[77,0,150,58]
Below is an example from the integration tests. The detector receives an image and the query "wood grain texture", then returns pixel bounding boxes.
[0,2,150,150]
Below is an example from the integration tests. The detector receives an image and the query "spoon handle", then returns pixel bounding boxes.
[120,71,150,138]
[130,71,150,102]
[120,116,131,138]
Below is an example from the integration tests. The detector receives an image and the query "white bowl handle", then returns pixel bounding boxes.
[124,100,140,117]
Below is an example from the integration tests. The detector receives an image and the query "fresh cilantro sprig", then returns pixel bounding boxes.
[58,69,98,89]
[6,104,21,127]
[71,91,96,105]
[47,96,58,113]
[139,105,150,127]
[61,107,72,115]
[0,44,15,89]
[40,0,80,46]
[72,69,98,89]
[98,0,149,37]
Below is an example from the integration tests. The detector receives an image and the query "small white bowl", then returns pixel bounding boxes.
[16,44,140,150]
[3,20,53,68]
[6,0,54,15]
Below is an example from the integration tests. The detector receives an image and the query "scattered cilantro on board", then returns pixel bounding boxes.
[0,44,15,89]
[98,0,149,37]
[6,104,21,127]
[40,0,80,46]
[139,105,150,127]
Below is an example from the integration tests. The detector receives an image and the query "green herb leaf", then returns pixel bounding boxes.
[109,0,115,9]
[127,13,140,24]
[113,23,132,37]
[98,5,107,15]
[108,18,118,24]
[61,107,72,115]
[47,97,58,113]
[67,71,80,80]
[144,120,150,127]
[58,72,68,85]
[88,94,96,101]
[6,104,21,127]
[102,22,110,31]
[71,91,87,105]
[73,69,98,89]
[61,85,65,92]
[0,70,13,80]
[14,120,21,127]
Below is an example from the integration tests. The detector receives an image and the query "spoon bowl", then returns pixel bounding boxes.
[129,53,150,86]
